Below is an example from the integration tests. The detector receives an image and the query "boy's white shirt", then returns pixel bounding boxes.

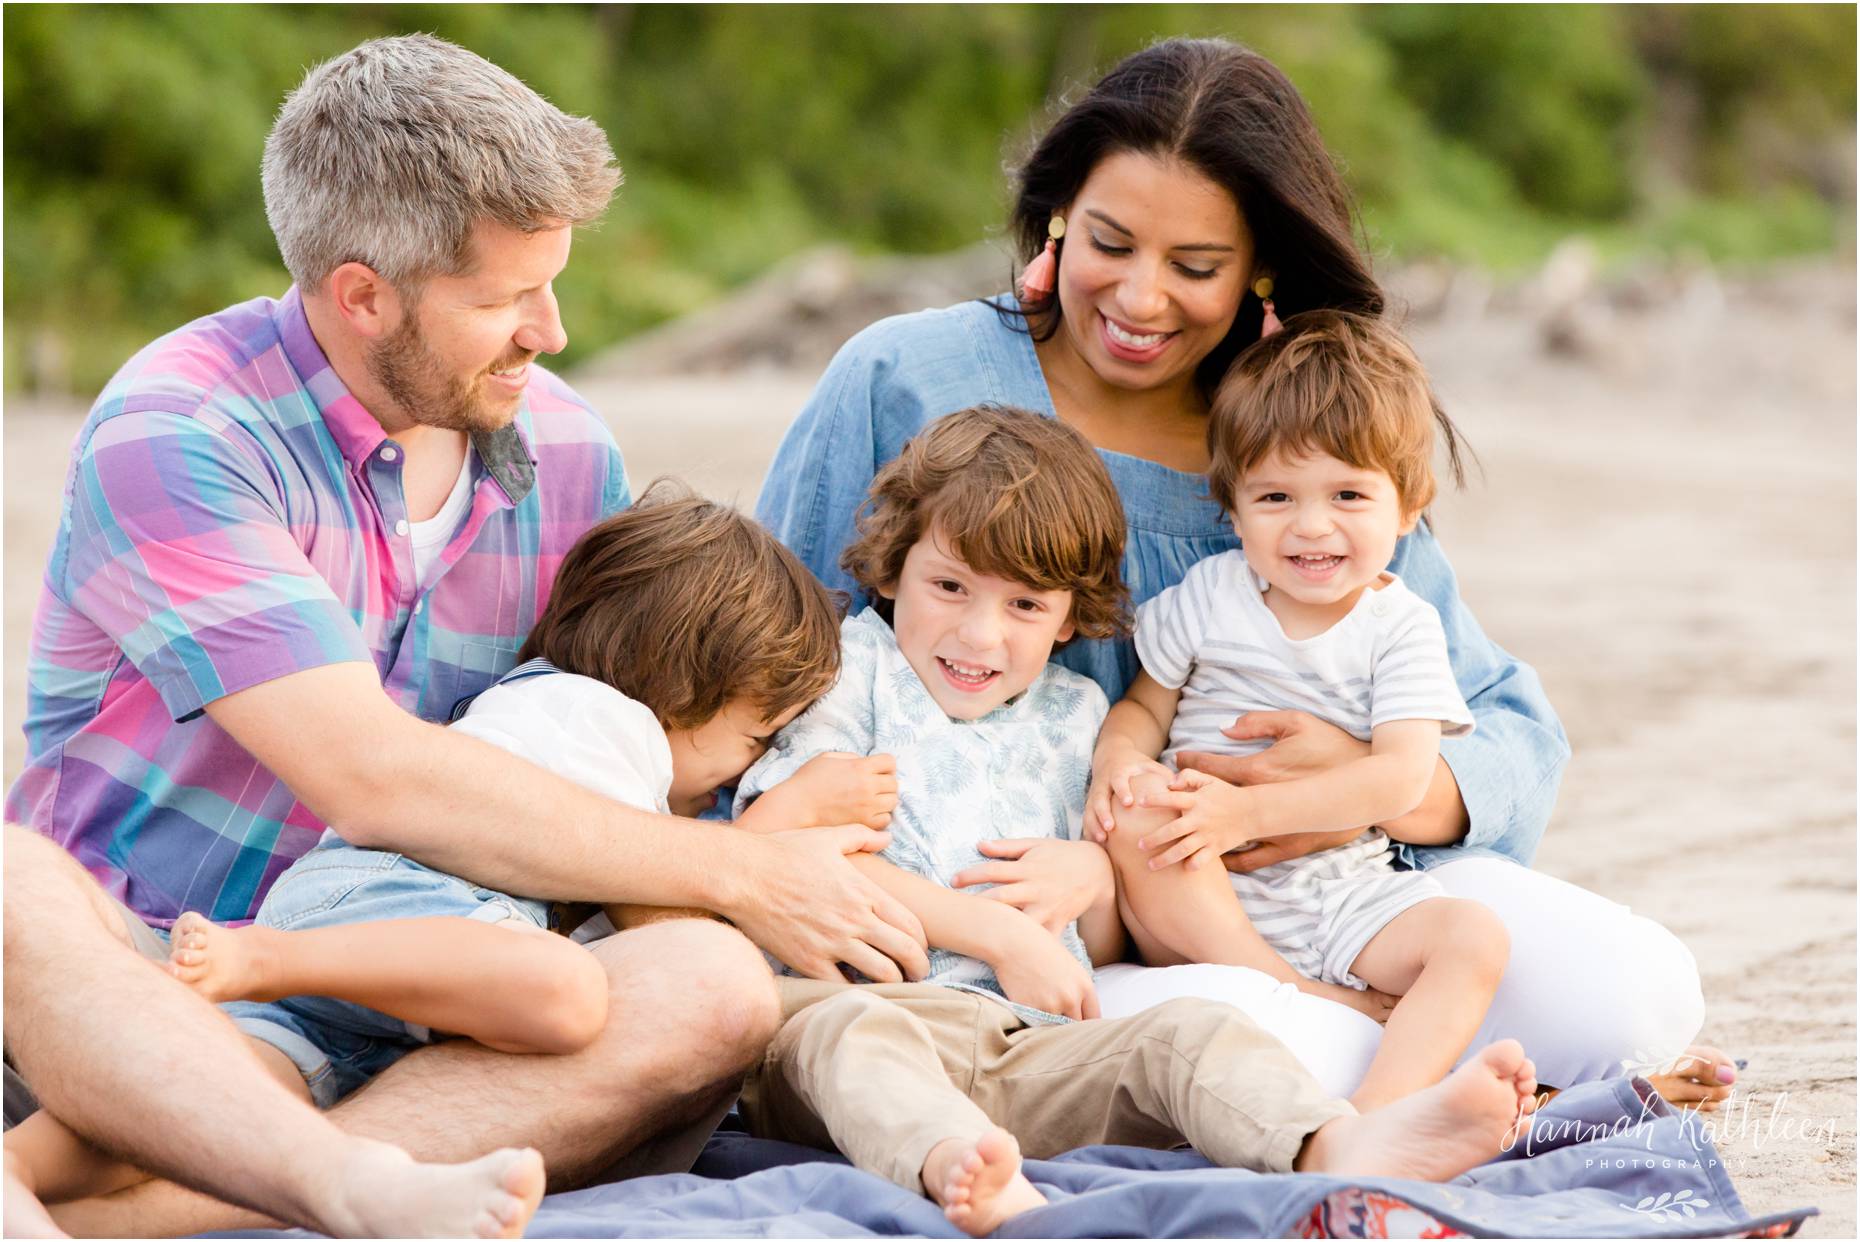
[735,608,1109,1024]
[447,672,675,945]
[1136,550,1474,769]
[449,671,676,814]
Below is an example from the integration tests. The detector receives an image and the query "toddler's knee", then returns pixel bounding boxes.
[1441,898,1510,983]
[528,946,613,1054]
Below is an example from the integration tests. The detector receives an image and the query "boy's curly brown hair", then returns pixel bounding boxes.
[519,480,841,729]
[840,405,1130,640]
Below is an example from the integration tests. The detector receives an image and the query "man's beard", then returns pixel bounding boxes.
[366,310,520,435]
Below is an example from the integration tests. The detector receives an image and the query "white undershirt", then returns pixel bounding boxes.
[409,448,476,586]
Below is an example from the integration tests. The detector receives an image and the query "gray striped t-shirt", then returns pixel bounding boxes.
[1135,550,1474,768]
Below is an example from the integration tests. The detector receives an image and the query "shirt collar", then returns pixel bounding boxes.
[276,285,537,505]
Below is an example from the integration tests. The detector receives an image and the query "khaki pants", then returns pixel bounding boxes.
[739,977,1354,1195]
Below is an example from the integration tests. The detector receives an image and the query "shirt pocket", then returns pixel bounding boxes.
[426,637,525,723]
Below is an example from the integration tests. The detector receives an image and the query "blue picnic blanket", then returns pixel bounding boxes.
[216,1078,1817,1238]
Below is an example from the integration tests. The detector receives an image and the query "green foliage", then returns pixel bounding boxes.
[5,3,1852,393]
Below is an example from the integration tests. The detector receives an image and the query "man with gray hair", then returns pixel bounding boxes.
[4,33,927,1238]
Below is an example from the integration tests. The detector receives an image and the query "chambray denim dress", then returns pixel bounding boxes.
[755,297,1570,869]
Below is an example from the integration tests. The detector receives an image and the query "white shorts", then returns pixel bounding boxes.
[1229,829,1443,989]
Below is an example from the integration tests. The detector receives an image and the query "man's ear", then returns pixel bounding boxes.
[323,262,406,341]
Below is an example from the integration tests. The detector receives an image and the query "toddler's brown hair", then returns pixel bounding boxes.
[1207,309,1466,518]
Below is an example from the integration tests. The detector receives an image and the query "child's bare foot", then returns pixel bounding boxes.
[166,912,280,1003]
[319,1140,546,1239]
[1299,1040,1538,1183]
[923,1128,1048,1237]
[4,1147,70,1239]
[1646,1044,1737,1112]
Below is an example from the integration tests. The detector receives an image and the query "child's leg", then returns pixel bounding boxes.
[167,913,609,1056]
[746,987,1046,1238]
[1105,775,1389,1022]
[986,996,1536,1184]
[1344,897,1510,1111]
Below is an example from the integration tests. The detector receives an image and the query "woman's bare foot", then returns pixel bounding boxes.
[923,1128,1048,1237]
[1645,1044,1738,1112]
[1299,1040,1538,1182]
[166,912,282,1003]
[4,1147,70,1239]
[318,1140,546,1239]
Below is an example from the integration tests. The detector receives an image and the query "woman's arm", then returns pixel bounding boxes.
[1390,519,1570,863]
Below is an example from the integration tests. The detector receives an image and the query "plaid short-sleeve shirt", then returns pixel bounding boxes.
[7,287,630,927]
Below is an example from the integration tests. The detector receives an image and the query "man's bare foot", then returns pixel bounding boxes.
[923,1128,1048,1237]
[1645,1044,1737,1112]
[166,912,282,1003]
[319,1140,546,1239]
[1299,1040,1538,1182]
[5,1147,70,1239]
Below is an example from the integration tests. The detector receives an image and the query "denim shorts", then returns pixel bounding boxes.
[224,841,549,1109]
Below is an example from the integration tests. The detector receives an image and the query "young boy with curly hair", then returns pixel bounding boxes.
[723,405,1540,1236]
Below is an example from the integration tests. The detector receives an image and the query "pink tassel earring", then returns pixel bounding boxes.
[1254,275,1281,338]
[1019,215,1066,301]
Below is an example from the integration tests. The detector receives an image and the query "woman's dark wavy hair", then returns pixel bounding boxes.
[1003,37,1384,399]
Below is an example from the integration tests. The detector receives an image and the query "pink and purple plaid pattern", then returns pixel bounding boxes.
[7,288,628,927]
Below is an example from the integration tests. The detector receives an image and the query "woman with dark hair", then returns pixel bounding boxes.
[757,38,1717,1101]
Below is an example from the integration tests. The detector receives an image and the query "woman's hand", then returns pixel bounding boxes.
[1175,710,1369,789]
[990,916,1102,1021]
[1132,769,1256,869]
[1084,745,1175,841]
[1221,829,1367,874]
[951,838,1112,935]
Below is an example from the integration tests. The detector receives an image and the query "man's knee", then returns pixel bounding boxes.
[3,825,133,952]
[592,918,780,1086]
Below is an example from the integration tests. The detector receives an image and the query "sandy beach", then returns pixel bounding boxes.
[5,255,1853,1232]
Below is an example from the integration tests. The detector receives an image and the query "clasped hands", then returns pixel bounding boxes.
[1087,709,1370,873]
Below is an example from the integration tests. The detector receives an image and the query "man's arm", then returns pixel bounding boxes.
[205,662,928,982]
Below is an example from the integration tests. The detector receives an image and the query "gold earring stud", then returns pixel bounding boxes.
[1252,275,1274,299]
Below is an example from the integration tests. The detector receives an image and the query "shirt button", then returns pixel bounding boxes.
[395,519,410,537]
[379,445,398,462]
[1372,599,1390,617]
[414,598,425,615]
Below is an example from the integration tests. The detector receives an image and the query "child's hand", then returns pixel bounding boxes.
[951,838,1112,935]
[794,752,898,828]
[991,918,1101,1021]
[1085,746,1174,842]
[1133,768,1255,869]
[758,752,898,830]
[1297,977,1400,1025]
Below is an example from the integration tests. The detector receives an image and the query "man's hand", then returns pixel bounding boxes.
[1223,829,1366,874]
[1132,769,1256,870]
[989,917,1101,1021]
[1176,710,1368,790]
[726,826,930,983]
[741,752,899,832]
[950,838,1112,935]
[1084,744,1174,842]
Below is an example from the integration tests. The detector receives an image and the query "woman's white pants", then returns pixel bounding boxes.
[1094,856,1705,1099]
